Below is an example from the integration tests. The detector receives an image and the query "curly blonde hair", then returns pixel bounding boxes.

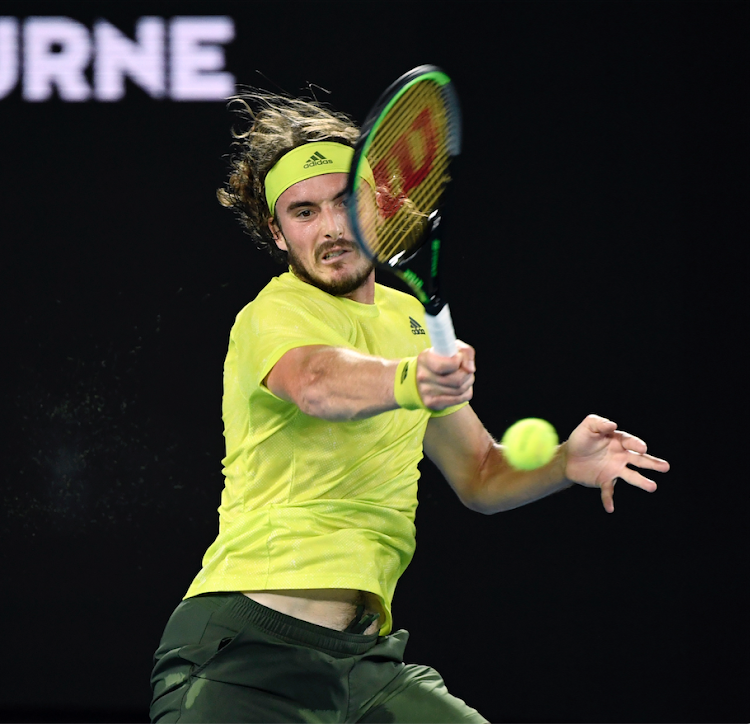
[217,90,359,263]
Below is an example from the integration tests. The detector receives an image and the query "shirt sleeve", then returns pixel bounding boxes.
[230,290,355,398]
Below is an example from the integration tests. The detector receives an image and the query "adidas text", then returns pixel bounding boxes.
[304,159,333,168]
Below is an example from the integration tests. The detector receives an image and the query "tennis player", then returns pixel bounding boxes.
[149,91,670,723]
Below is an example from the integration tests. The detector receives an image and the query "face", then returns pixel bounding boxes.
[269,173,374,301]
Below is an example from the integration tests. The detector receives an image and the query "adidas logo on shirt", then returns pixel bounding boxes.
[304,151,333,169]
[409,317,426,335]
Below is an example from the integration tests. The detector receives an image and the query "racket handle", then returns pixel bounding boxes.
[425,304,458,357]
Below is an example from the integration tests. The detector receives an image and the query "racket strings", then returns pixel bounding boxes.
[359,81,454,264]
[371,91,449,255]
[368,150,450,262]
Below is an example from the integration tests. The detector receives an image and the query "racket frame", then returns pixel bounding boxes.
[347,65,462,356]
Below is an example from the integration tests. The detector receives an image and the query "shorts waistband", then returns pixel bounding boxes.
[201,592,381,657]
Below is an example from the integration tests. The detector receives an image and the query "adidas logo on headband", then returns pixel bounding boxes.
[304,151,334,169]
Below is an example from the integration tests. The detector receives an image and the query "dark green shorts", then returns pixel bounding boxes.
[150,593,486,723]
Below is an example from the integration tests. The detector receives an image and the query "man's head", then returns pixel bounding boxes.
[217,91,359,265]
[268,168,374,299]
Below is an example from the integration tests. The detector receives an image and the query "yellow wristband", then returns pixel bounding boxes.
[394,357,427,411]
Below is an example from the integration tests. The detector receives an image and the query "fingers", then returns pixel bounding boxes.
[419,367,474,397]
[570,413,670,512]
[600,480,615,514]
[456,341,476,374]
[620,466,658,493]
[419,343,475,386]
[599,462,660,513]
[584,413,618,435]
[619,431,648,454]
[615,428,671,470]
[417,342,475,409]
[423,341,475,375]
[600,471,657,514]
[629,450,671,473]
[619,431,670,473]
[596,421,671,472]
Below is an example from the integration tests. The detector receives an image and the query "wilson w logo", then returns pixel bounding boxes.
[373,107,437,219]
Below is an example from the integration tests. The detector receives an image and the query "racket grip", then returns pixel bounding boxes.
[425,304,458,357]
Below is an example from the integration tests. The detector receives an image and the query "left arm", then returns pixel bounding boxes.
[424,409,670,513]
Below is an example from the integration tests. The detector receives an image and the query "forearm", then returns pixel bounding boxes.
[268,346,399,421]
[268,342,475,422]
[425,407,572,514]
[466,441,572,514]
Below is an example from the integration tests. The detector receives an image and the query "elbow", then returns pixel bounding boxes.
[298,398,358,422]
[462,498,495,515]
[271,347,360,421]
[454,468,521,515]
[296,386,343,421]
[455,487,509,515]
[294,366,355,422]
[463,500,510,516]
[288,363,328,418]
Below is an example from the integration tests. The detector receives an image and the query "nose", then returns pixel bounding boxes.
[322,205,345,239]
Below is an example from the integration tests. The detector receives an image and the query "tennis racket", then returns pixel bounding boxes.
[346,65,461,357]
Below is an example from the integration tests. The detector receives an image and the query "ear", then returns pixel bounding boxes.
[268,218,288,252]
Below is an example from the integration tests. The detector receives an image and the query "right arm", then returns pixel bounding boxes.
[265,344,475,421]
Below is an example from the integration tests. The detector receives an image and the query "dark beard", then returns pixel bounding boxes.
[286,247,374,297]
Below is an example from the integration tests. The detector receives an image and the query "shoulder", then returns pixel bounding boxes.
[375,281,424,315]
[237,273,342,324]
[231,273,355,344]
[374,282,428,334]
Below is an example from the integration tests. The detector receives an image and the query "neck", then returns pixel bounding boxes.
[340,271,376,304]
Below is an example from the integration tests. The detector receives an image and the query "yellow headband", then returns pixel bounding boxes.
[264,141,374,216]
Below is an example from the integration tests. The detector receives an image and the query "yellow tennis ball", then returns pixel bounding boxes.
[501,418,559,471]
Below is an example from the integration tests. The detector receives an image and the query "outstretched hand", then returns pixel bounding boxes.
[564,414,670,513]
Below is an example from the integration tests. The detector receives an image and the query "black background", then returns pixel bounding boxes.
[0,1,746,722]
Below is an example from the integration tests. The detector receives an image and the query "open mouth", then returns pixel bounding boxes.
[320,248,351,263]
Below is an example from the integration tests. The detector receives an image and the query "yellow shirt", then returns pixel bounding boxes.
[185,272,462,634]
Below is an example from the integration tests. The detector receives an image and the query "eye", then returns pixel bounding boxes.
[295,208,313,218]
